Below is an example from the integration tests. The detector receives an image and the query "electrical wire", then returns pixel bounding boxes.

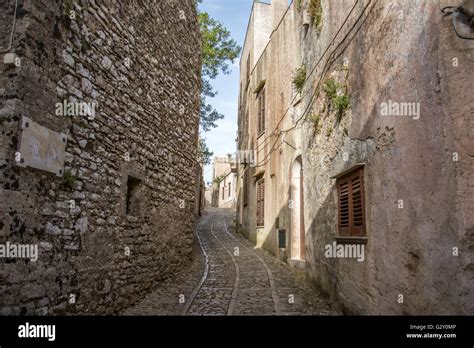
[284,0,374,134]
[0,0,19,54]
[252,0,376,168]
[251,0,361,155]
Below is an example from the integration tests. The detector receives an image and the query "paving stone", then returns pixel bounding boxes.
[122,208,339,316]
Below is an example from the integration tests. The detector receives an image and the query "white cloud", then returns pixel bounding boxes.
[200,0,223,13]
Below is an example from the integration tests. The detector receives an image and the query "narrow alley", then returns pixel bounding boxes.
[123,208,337,316]
[1,0,472,330]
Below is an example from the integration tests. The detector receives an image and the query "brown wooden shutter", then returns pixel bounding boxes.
[243,168,249,206]
[257,180,261,226]
[257,96,261,135]
[257,89,266,135]
[258,92,262,135]
[245,110,249,137]
[338,176,351,236]
[261,89,265,133]
[246,54,250,88]
[337,167,366,236]
[261,179,265,226]
[256,179,265,227]
[350,168,365,236]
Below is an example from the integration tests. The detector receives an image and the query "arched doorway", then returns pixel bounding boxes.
[290,156,305,261]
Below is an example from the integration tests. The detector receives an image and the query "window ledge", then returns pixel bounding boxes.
[334,236,368,245]
[330,163,365,179]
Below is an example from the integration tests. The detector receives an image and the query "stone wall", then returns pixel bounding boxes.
[299,0,473,314]
[0,0,201,314]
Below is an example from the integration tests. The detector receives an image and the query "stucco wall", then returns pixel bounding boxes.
[238,1,305,258]
[237,0,473,315]
[300,0,473,314]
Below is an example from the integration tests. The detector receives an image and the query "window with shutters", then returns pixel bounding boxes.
[243,167,249,206]
[246,54,250,89]
[245,110,249,137]
[337,167,366,236]
[256,179,265,227]
[240,82,242,106]
[257,88,266,136]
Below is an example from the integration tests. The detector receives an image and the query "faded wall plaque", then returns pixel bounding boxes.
[17,117,67,176]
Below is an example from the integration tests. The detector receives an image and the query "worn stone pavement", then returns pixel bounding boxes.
[122,208,339,316]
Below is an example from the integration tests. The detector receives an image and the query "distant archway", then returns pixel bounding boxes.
[290,155,305,261]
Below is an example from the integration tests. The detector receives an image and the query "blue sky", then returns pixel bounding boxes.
[198,0,254,184]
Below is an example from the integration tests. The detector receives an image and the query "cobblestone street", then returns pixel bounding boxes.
[123,208,339,316]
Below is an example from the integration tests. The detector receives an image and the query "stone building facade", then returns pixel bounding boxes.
[237,0,473,314]
[0,0,201,314]
[209,155,237,208]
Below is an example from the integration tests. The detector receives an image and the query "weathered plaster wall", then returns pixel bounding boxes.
[0,0,201,314]
[212,155,232,180]
[237,1,272,245]
[259,2,303,255]
[237,1,303,255]
[300,0,473,314]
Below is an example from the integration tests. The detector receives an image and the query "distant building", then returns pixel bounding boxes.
[209,155,237,208]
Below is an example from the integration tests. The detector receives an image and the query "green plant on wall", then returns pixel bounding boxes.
[323,78,338,100]
[296,0,323,31]
[60,170,77,191]
[292,65,307,94]
[296,0,302,10]
[334,94,350,121]
[308,113,322,134]
[309,0,323,32]
[213,175,224,185]
[322,77,350,121]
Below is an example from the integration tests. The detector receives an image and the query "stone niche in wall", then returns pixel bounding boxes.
[119,161,148,219]
[16,116,68,177]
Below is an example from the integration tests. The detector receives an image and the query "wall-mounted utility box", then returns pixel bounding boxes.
[278,229,286,249]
